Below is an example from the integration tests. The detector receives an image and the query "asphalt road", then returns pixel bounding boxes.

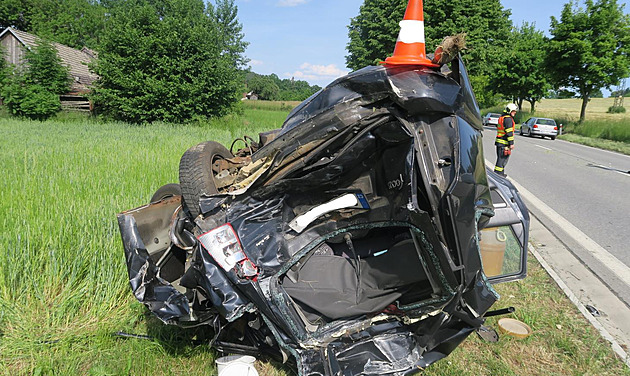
[481,126,630,306]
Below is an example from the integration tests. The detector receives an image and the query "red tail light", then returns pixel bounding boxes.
[554,126,558,130]
[533,125,538,129]
[198,223,258,279]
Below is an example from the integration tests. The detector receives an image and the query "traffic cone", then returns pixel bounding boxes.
[384,0,437,67]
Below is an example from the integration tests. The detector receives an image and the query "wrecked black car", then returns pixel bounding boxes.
[117,54,529,375]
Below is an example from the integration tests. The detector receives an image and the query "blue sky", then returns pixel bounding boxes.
[236,0,629,88]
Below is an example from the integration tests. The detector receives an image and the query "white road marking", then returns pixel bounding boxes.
[535,144,552,151]
[492,164,630,287]
[590,163,630,177]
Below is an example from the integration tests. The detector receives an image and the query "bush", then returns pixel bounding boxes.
[607,106,626,114]
[90,0,248,124]
[3,82,60,120]
[1,39,68,121]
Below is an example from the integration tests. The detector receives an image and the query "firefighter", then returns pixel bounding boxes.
[494,103,517,176]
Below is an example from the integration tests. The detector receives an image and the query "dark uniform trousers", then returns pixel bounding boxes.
[495,145,510,174]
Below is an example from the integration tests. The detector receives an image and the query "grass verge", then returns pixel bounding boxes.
[0,112,628,375]
[558,133,630,156]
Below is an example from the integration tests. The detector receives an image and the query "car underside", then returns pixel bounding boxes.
[117,55,529,375]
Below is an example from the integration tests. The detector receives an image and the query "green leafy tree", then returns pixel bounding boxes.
[246,72,280,100]
[547,0,630,122]
[90,0,247,123]
[209,0,249,68]
[1,39,68,120]
[22,39,70,94]
[1,0,105,49]
[491,23,551,112]
[346,0,512,78]
[244,71,321,101]
[276,77,321,101]
[346,0,407,70]
[3,82,61,120]
[0,0,33,30]
[0,46,8,91]
[470,74,501,109]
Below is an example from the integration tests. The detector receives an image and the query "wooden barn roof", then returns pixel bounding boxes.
[0,27,98,91]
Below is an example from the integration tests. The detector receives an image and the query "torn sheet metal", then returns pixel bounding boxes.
[117,55,529,375]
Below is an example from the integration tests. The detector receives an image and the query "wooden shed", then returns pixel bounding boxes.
[0,27,98,110]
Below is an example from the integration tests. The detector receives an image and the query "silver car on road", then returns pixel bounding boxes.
[520,117,559,140]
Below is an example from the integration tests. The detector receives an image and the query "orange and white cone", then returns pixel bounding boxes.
[384,0,437,67]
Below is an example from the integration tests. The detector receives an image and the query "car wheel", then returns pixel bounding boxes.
[150,183,182,203]
[519,127,524,136]
[550,136,556,140]
[527,128,533,137]
[179,141,233,218]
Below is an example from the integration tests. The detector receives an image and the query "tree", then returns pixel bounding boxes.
[246,72,280,100]
[1,39,69,120]
[346,0,512,109]
[547,0,630,122]
[90,0,247,123]
[548,88,577,99]
[209,0,249,69]
[346,0,407,70]
[22,39,70,94]
[346,0,512,78]
[491,23,551,112]
[1,0,106,50]
[0,45,8,90]
[0,0,33,30]
[244,71,321,101]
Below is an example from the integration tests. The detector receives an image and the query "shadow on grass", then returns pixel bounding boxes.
[119,309,296,375]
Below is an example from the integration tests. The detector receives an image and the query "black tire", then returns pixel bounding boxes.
[150,183,182,203]
[550,136,556,140]
[179,141,233,218]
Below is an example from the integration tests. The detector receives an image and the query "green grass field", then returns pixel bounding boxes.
[1,105,628,375]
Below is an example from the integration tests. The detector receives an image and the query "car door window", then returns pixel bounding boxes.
[483,168,529,283]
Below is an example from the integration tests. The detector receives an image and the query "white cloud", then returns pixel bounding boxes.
[276,0,308,7]
[248,59,263,66]
[287,63,348,82]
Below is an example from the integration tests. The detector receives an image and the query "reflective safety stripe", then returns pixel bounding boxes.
[496,115,514,145]
[397,20,425,43]
[494,166,504,171]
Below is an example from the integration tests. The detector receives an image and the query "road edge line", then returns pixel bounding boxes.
[484,160,630,286]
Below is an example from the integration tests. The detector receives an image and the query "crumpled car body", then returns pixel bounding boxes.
[117,55,529,375]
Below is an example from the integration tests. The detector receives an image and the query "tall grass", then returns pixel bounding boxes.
[0,113,285,374]
[1,109,628,375]
[567,119,630,143]
[241,100,301,112]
